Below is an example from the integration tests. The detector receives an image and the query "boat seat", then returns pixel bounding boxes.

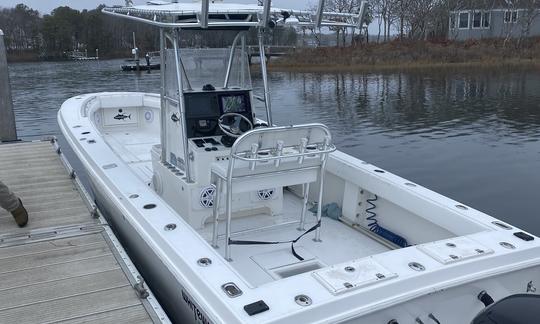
[210,156,320,194]
[210,123,335,261]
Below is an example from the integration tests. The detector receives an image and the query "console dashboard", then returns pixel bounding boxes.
[184,89,253,139]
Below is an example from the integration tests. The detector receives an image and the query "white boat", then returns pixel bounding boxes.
[58,2,540,323]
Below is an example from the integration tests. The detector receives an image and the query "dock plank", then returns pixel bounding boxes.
[0,141,164,323]
[0,286,141,324]
[0,255,120,291]
[0,269,129,311]
[55,305,153,324]
[0,233,103,259]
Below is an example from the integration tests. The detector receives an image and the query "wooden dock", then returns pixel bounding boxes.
[0,140,170,324]
[247,45,296,64]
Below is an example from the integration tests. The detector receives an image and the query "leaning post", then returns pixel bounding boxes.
[0,29,18,142]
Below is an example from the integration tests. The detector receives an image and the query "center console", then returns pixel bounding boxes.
[184,89,254,140]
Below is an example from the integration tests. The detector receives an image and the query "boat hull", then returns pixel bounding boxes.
[58,92,540,324]
[90,176,206,324]
[121,63,161,71]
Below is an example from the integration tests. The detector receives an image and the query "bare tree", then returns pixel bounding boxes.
[519,0,540,40]
[324,0,363,46]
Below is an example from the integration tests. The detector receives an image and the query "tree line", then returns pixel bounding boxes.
[0,4,160,60]
[0,3,299,61]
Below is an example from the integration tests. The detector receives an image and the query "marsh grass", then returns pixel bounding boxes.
[269,38,540,73]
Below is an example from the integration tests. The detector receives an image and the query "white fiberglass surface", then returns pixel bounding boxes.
[102,128,159,183]
[199,191,390,287]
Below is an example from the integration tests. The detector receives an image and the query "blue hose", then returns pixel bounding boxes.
[366,195,409,248]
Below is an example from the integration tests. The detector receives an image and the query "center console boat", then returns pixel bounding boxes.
[58,1,540,323]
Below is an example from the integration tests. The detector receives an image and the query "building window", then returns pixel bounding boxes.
[482,12,490,28]
[472,11,482,28]
[504,10,518,23]
[459,12,469,28]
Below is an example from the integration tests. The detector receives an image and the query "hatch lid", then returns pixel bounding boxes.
[312,257,397,295]
[417,236,494,265]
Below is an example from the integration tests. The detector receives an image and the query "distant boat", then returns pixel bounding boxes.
[122,32,159,71]
[121,62,160,71]
[66,49,99,61]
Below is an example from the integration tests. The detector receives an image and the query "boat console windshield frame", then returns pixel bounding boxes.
[102,0,368,183]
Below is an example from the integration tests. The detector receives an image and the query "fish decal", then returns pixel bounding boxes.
[114,113,131,121]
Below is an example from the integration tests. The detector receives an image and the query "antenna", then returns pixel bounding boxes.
[200,0,209,28]
[315,0,325,28]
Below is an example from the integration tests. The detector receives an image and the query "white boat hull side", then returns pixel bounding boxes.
[59,92,540,324]
[89,176,209,324]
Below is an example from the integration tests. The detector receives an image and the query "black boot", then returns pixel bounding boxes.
[11,199,28,227]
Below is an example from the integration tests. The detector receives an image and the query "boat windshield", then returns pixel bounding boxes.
[166,48,252,91]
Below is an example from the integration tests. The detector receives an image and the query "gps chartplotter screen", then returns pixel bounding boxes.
[220,94,248,114]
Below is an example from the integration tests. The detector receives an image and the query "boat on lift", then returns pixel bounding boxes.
[58,1,540,323]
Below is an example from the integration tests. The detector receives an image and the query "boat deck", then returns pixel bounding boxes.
[0,141,169,324]
[199,190,390,287]
[103,129,157,185]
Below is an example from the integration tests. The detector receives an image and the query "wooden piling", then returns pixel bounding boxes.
[0,29,17,142]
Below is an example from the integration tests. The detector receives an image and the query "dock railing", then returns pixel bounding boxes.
[0,29,17,142]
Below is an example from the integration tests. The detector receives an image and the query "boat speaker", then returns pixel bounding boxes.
[200,185,216,208]
[257,188,275,201]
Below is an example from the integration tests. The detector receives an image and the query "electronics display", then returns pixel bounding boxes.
[184,90,252,139]
[185,95,220,117]
[220,94,248,114]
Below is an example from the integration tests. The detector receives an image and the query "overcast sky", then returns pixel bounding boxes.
[0,0,313,14]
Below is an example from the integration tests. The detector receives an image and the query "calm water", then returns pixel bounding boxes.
[7,59,540,234]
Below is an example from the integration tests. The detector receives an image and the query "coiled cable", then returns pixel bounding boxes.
[366,194,409,248]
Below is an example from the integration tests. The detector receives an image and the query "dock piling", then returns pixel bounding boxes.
[0,29,17,142]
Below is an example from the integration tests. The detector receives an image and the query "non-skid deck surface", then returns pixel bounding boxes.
[0,141,159,323]
[201,191,390,287]
[102,130,158,184]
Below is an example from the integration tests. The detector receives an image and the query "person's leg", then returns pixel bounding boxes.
[0,180,28,227]
[0,180,19,212]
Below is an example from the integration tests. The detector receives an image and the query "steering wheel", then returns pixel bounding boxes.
[218,113,253,138]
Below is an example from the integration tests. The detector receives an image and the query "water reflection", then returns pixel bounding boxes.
[282,71,540,142]
[253,70,540,233]
[7,60,540,234]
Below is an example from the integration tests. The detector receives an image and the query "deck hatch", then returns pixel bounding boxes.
[417,236,494,264]
[312,257,397,295]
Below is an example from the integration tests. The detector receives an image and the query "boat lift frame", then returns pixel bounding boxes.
[104,0,368,183]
